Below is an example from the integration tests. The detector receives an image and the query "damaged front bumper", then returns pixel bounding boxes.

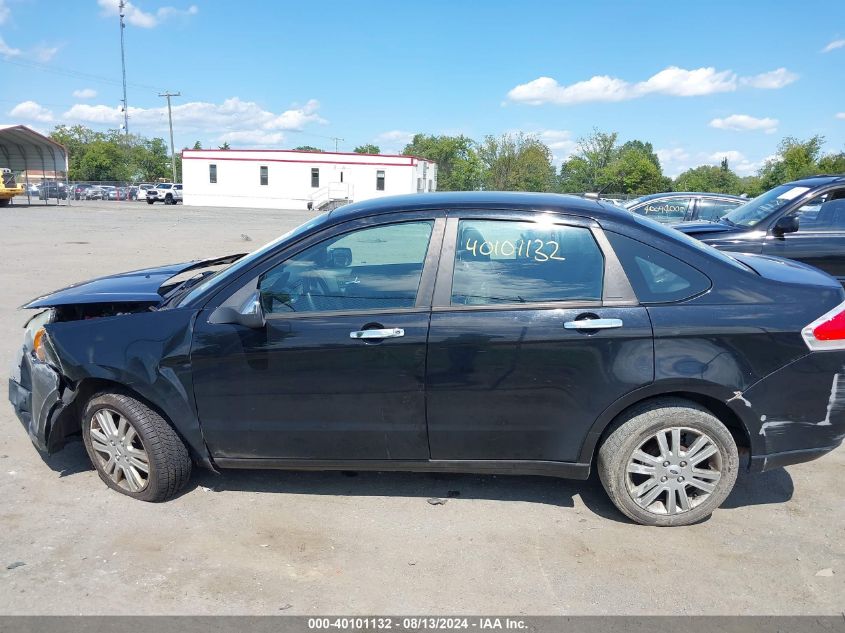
[7,310,75,454]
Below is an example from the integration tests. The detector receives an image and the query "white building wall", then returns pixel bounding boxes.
[182,149,437,210]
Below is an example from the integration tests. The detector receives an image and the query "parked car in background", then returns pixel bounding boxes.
[72,184,94,200]
[625,193,746,225]
[106,186,132,200]
[677,175,845,285]
[85,186,105,200]
[10,192,845,526]
[99,186,116,200]
[38,182,68,200]
[146,183,183,205]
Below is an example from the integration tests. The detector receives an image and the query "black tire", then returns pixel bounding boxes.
[0,198,9,207]
[597,398,739,527]
[164,194,173,205]
[81,392,192,502]
[147,199,154,205]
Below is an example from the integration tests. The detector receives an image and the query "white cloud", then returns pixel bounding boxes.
[73,88,98,99]
[507,66,796,106]
[59,96,326,147]
[33,45,60,63]
[822,39,845,53]
[0,36,21,57]
[707,150,762,176]
[837,112,845,120]
[655,147,692,177]
[97,0,198,28]
[0,0,9,25]
[740,67,798,89]
[708,150,746,164]
[709,114,779,133]
[9,100,55,123]
[376,130,415,145]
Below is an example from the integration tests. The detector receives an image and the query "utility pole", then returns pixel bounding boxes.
[159,91,181,182]
[331,136,344,152]
[119,0,129,134]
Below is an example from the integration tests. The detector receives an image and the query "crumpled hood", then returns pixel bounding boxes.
[22,254,244,309]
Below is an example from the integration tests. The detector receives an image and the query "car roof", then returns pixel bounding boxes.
[784,175,845,187]
[628,192,746,202]
[328,191,627,224]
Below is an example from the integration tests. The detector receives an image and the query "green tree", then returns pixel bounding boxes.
[192,141,202,150]
[759,135,825,189]
[477,133,555,192]
[818,152,845,174]
[353,144,380,154]
[402,134,482,191]
[674,163,742,194]
[605,141,670,195]
[294,145,322,152]
[218,142,231,150]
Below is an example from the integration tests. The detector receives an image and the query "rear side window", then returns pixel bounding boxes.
[606,232,710,303]
[451,220,604,305]
[697,198,742,221]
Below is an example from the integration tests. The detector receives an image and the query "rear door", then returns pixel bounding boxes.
[425,212,654,463]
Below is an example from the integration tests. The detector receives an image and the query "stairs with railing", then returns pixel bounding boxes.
[310,182,353,212]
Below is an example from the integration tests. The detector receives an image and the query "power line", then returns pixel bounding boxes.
[1,58,157,91]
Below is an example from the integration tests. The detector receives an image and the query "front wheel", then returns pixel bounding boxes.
[147,199,154,204]
[164,194,173,205]
[598,398,739,526]
[82,392,192,501]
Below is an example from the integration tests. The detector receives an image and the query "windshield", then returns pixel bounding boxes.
[623,196,647,209]
[720,184,811,228]
[177,212,330,306]
[158,183,172,189]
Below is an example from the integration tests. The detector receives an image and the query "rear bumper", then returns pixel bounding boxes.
[750,444,842,473]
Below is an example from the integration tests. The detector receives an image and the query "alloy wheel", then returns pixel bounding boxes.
[89,408,150,493]
[625,427,722,515]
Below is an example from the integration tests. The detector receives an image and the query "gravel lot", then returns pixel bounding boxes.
[0,200,843,615]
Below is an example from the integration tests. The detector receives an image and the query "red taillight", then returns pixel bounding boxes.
[803,301,845,350]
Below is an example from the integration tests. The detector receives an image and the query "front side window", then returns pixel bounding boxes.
[376,170,385,191]
[789,189,845,231]
[451,220,604,305]
[606,232,710,303]
[635,197,691,224]
[311,168,319,188]
[260,165,268,186]
[209,164,217,184]
[697,198,742,222]
[259,221,434,314]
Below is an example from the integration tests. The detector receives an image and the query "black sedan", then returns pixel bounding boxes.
[677,175,845,285]
[624,192,746,225]
[9,192,845,526]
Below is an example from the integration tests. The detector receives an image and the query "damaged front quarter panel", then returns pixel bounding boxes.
[9,306,214,469]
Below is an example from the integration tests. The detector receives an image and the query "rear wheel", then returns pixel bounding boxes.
[82,392,192,501]
[598,398,739,526]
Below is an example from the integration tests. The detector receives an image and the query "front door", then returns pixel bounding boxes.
[191,218,442,460]
[763,189,845,283]
[425,216,654,463]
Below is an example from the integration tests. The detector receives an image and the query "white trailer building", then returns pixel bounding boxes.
[181,148,437,211]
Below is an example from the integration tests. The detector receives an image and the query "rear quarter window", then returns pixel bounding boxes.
[606,232,711,303]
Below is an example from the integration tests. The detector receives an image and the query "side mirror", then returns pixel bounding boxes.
[210,291,266,328]
[773,215,799,236]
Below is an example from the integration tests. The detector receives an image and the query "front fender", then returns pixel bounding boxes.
[43,308,212,467]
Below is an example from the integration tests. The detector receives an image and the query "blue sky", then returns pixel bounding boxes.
[1,0,844,176]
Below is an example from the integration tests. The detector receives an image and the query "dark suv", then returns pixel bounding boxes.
[677,175,845,284]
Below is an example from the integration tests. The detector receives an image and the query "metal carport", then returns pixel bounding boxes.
[0,125,69,206]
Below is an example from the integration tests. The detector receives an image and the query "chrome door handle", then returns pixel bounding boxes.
[350,328,405,339]
[564,318,623,330]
